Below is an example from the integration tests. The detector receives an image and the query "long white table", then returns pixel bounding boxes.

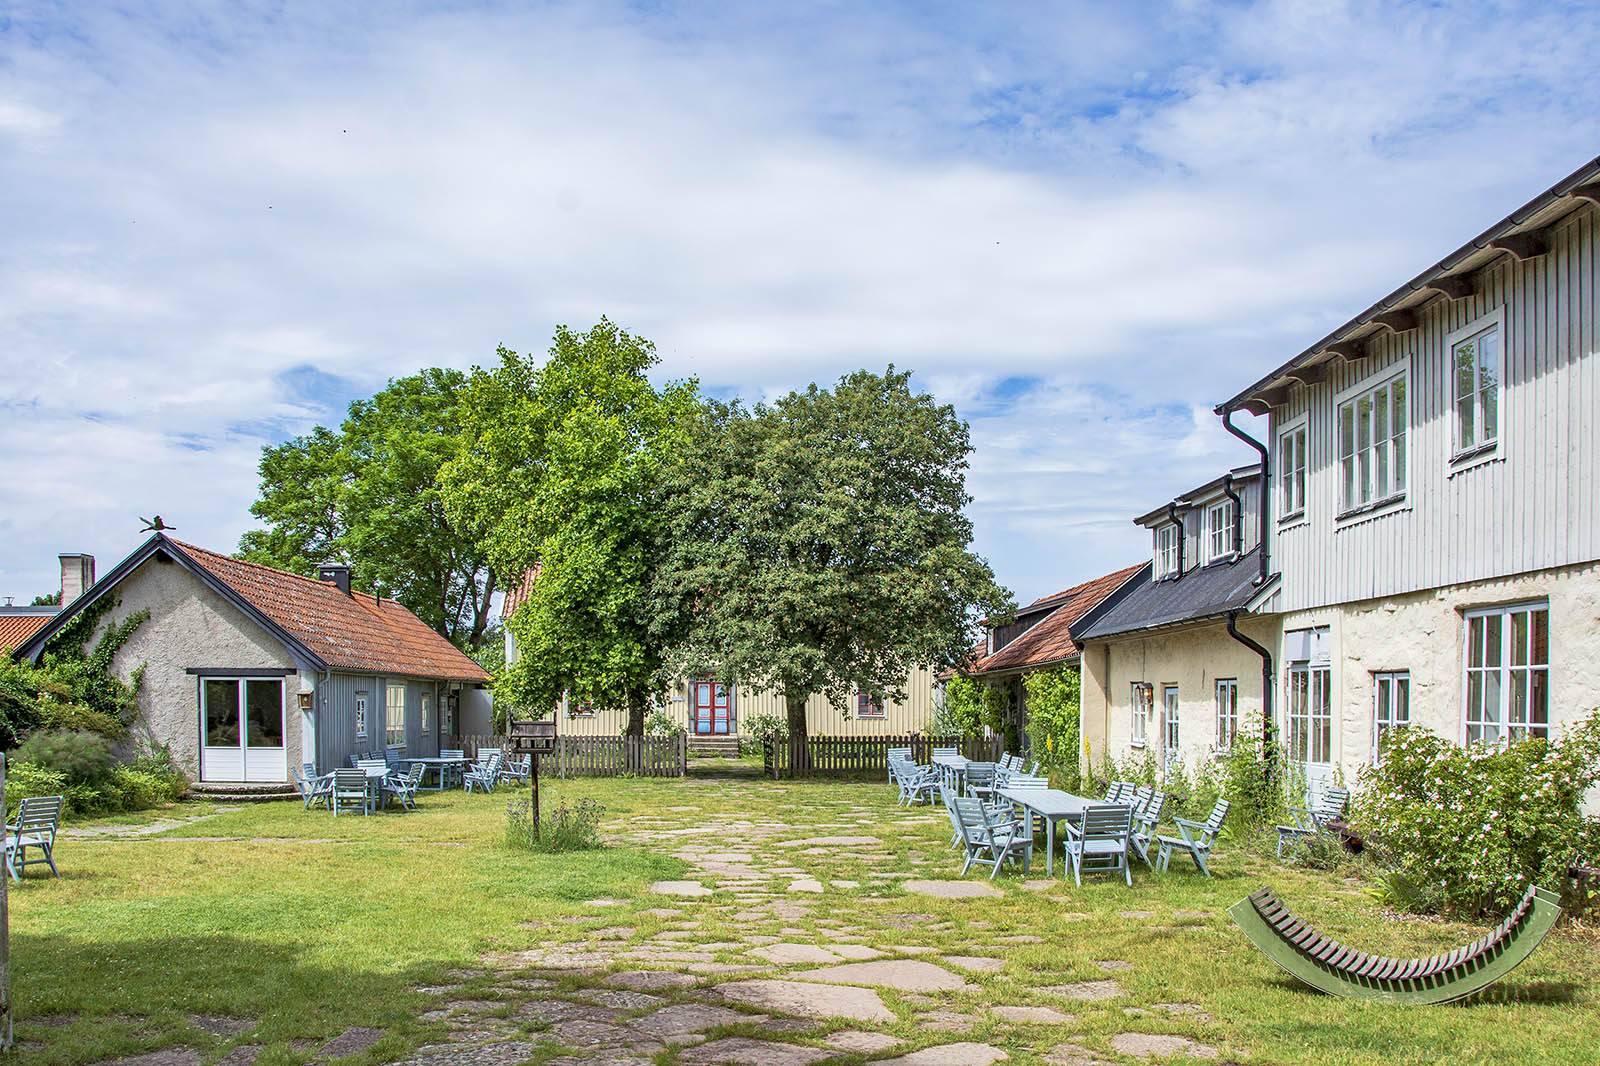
[994,786,1098,876]
[931,753,969,789]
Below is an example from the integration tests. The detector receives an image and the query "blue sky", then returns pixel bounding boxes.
[4,1,1600,607]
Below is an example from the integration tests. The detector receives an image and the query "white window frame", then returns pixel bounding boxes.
[855,689,887,719]
[1130,683,1151,747]
[1447,310,1504,462]
[1153,523,1179,579]
[1161,684,1180,765]
[1463,601,1549,745]
[1372,671,1409,763]
[1277,418,1308,521]
[1214,678,1238,751]
[1201,499,1235,563]
[1286,662,1332,765]
[421,690,432,735]
[1335,363,1409,518]
[385,680,406,748]
[354,690,368,739]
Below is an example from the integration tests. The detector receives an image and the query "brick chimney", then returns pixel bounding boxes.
[59,553,95,605]
[318,562,351,595]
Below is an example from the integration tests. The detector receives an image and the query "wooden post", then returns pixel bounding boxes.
[1,753,12,1052]
[530,751,541,838]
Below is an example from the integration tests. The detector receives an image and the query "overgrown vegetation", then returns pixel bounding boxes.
[505,793,606,853]
[1353,711,1600,917]
[935,674,1006,739]
[6,740,186,818]
[1022,666,1080,791]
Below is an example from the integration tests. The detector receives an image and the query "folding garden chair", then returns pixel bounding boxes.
[1129,789,1168,867]
[5,796,63,880]
[1276,787,1350,857]
[331,768,371,817]
[1156,798,1230,877]
[294,762,333,810]
[1063,804,1134,887]
[887,747,912,784]
[464,753,502,794]
[388,763,426,810]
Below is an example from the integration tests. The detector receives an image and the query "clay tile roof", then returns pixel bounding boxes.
[169,540,490,683]
[500,564,539,622]
[0,614,52,653]
[968,563,1144,676]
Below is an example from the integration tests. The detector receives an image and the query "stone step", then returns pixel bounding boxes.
[687,736,742,758]
[188,781,301,802]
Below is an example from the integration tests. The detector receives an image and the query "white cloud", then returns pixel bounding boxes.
[1,1,1597,602]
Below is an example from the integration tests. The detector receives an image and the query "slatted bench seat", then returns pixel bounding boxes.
[1228,883,1560,1004]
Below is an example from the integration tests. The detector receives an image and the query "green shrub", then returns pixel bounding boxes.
[1354,710,1600,918]
[505,793,606,853]
[15,729,114,787]
[744,712,788,744]
[3,761,68,817]
[644,708,681,736]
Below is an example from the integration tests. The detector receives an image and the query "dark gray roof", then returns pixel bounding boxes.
[1073,547,1263,642]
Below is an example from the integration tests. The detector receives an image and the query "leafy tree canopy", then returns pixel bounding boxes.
[440,320,700,736]
[660,367,1013,743]
[238,368,499,655]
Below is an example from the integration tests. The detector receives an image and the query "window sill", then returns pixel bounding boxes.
[1335,496,1409,528]
[1448,445,1502,476]
[1277,510,1307,531]
[1129,742,1146,750]
[1200,552,1240,568]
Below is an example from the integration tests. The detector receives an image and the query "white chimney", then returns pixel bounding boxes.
[60,554,95,605]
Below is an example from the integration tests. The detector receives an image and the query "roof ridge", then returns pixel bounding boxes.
[170,538,363,596]
[1027,562,1145,608]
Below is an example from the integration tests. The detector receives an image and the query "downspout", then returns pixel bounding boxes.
[1165,503,1185,577]
[1221,407,1269,585]
[1226,609,1277,787]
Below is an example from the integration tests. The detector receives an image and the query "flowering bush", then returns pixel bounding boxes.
[1354,710,1600,917]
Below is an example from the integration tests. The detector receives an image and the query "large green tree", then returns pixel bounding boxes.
[239,368,499,652]
[440,320,700,743]
[660,368,1012,753]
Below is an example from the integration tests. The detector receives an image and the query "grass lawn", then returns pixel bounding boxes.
[12,771,1598,1066]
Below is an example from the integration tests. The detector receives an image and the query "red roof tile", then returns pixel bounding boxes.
[169,540,490,683]
[500,565,539,621]
[0,615,52,653]
[968,563,1143,676]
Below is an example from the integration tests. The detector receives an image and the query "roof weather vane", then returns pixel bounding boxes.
[139,515,176,533]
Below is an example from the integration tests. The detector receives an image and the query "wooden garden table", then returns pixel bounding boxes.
[994,786,1097,876]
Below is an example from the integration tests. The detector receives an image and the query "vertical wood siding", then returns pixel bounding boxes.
[1271,204,1600,612]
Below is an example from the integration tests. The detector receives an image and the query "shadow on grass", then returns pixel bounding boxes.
[13,933,449,1066]
[1258,972,1579,1006]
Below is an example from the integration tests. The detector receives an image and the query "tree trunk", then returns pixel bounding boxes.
[785,692,810,772]
[625,689,647,772]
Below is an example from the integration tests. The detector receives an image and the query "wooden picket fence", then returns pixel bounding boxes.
[763,734,1003,779]
[449,733,687,778]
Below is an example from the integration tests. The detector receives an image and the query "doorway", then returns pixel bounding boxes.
[691,679,731,735]
[201,676,287,782]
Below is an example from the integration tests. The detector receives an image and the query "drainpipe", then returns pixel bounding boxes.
[1165,503,1185,578]
[1221,474,1243,557]
[1220,406,1269,585]
[1227,610,1277,789]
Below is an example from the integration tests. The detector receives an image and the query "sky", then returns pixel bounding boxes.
[4,1,1600,608]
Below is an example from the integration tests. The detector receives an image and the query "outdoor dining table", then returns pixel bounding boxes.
[994,786,1097,876]
[401,756,468,791]
[320,765,395,810]
[931,753,970,790]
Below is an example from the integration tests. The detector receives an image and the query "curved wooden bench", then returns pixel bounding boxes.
[1228,883,1561,1004]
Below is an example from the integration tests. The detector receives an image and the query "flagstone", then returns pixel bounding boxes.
[943,956,1004,973]
[1107,1034,1219,1059]
[903,880,1001,899]
[919,1010,980,1031]
[775,836,882,847]
[825,1030,902,1053]
[710,979,895,1023]
[320,1027,386,1056]
[678,1037,833,1065]
[876,1041,1009,1065]
[991,1005,1076,1024]
[397,1043,540,1066]
[652,880,714,897]
[605,971,698,991]
[1042,980,1122,1001]
[1094,960,1132,972]
[748,943,845,964]
[830,943,888,960]
[788,879,825,893]
[793,959,969,992]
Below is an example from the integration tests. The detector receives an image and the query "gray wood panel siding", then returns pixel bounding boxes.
[1269,203,1600,613]
[313,673,442,773]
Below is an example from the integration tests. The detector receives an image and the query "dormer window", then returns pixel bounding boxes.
[1203,500,1235,563]
[1153,524,1179,579]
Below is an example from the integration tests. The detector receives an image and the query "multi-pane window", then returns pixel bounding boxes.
[1154,523,1179,579]
[855,690,886,718]
[1337,373,1407,513]
[385,681,406,748]
[1464,604,1549,744]
[1162,685,1180,765]
[1202,500,1234,562]
[354,691,368,738]
[1287,663,1332,765]
[1452,323,1501,455]
[1130,683,1152,747]
[1278,425,1307,517]
[1215,679,1238,750]
[421,690,432,734]
[1372,671,1410,762]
